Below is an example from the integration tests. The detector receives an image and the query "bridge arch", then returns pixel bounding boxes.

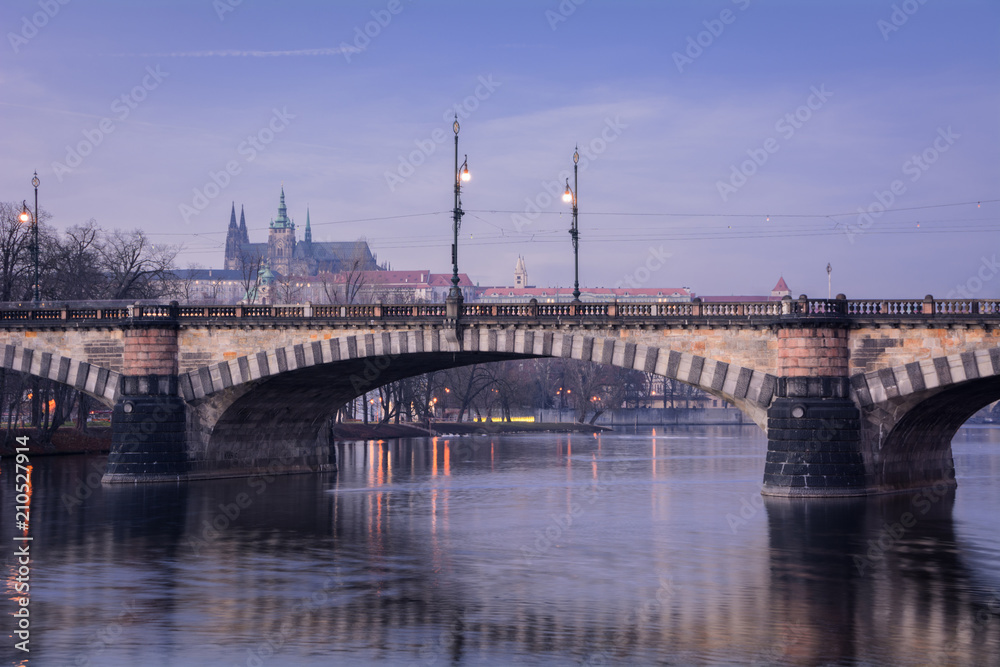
[0,343,120,406]
[179,328,779,464]
[852,346,1000,491]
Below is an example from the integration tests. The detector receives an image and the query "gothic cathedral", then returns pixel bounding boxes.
[223,187,382,277]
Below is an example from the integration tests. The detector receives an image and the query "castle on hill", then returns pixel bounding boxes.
[224,187,381,277]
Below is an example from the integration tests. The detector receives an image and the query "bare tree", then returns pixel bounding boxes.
[274,274,303,304]
[440,364,496,422]
[236,248,263,304]
[335,239,375,304]
[0,201,41,301]
[45,220,104,300]
[99,229,178,299]
[317,272,340,305]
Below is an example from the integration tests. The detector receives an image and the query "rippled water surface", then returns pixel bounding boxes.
[2,425,999,665]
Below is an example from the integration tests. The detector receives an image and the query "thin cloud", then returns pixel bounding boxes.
[111,47,358,58]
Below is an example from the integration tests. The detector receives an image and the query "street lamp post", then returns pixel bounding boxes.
[32,172,39,303]
[19,171,40,303]
[449,115,470,306]
[827,263,832,300]
[562,148,581,302]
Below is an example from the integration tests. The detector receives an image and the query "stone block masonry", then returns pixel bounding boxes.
[122,327,178,376]
[766,324,865,496]
[103,395,189,482]
[777,327,849,377]
[106,324,188,482]
[763,395,866,496]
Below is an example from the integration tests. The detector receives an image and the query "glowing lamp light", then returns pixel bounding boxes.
[460,165,470,182]
[562,184,573,203]
[19,210,30,224]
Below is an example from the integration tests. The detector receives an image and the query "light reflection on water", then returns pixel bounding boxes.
[1,425,998,665]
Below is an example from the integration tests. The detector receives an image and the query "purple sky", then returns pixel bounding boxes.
[1,0,998,298]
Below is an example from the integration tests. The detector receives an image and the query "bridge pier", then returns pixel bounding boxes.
[762,321,870,496]
[763,378,867,496]
[104,314,190,483]
[105,391,189,482]
[103,306,338,483]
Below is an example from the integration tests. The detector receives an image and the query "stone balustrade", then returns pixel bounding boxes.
[0,295,998,325]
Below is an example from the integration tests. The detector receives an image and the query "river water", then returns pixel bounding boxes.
[2,426,999,666]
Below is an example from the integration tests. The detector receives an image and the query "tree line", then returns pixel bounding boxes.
[345,358,713,427]
[0,202,177,447]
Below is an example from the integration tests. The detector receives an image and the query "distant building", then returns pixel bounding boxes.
[284,270,475,304]
[699,277,792,302]
[474,256,692,304]
[169,268,246,304]
[170,268,475,305]
[223,188,381,277]
[514,256,528,288]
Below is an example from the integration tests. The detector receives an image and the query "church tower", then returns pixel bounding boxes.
[514,255,528,288]
[771,276,791,299]
[267,187,296,275]
[224,202,242,270]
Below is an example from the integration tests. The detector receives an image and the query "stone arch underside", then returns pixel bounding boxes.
[852,346,1000,491]
[182,329,779,462]
[0,343,119,406]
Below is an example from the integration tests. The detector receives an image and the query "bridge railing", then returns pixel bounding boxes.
[846,300,924,316]
[3,297,1000,325]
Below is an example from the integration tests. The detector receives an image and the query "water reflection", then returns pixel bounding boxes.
[765,489,1000,666]
[0,428,997,665]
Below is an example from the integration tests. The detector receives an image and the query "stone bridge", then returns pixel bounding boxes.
[1,295,998,497]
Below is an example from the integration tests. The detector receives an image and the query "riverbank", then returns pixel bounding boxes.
[0,421,610,457]
[0,427,111,456]
[333,421,610,441]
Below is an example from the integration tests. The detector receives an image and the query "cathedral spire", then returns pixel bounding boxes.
[305,207,312,245]
[272,186,292,229]
[239,205,249,243]
[224,203,242,270]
